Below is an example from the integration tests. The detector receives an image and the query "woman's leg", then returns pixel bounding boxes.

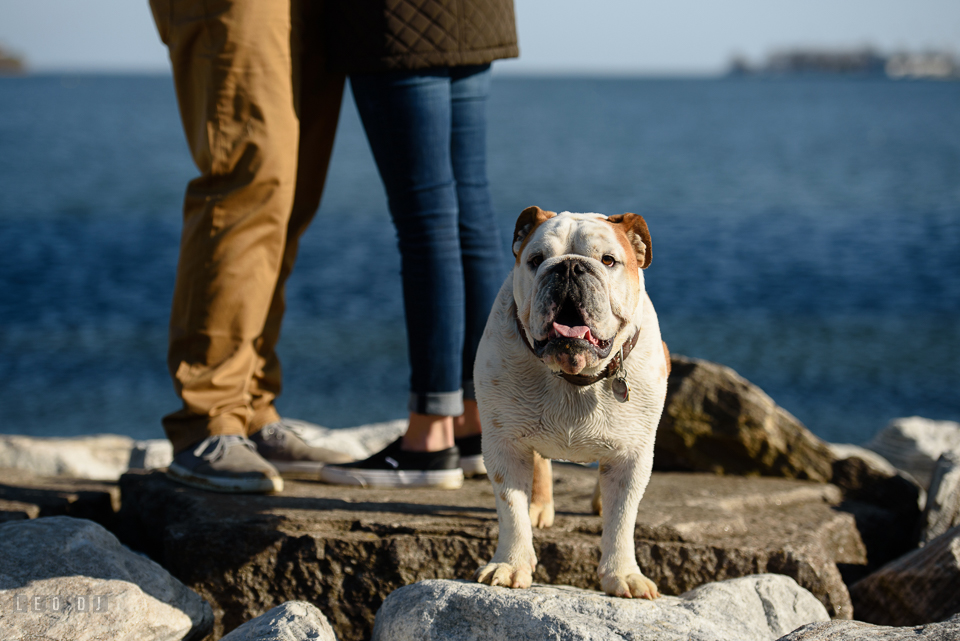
[450,65,505,439]
[350,69,464,449]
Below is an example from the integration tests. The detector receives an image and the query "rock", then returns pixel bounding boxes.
[919,452,960,546]
[283,419,406,461]
[828,444,924,507]
[128,439,174,471]
[118,466,866,641]
[827,444,898,475]
[849,524,960,626]
[0,467,119,530]
[655,356,835,482]
[220,601,337,641]
[777,614,960,640]
[372,575,828,641]
[865,417,960,489]
[827,448,925,582]
[0,422,402,481]
[0,498,40,522]
[0,434,136,480]
[0,516,212,641]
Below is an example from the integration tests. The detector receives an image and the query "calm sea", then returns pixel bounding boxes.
[0,74,958,444]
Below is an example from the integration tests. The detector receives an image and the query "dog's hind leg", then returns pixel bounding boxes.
[591,476,602,516]
[529,451,555,528]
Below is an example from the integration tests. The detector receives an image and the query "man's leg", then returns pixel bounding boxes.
[247,0,345,434]
[151,0,299,491]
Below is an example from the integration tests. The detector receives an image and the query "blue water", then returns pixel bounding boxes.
[1,74,958,444]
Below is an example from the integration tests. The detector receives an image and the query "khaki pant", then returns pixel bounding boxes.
[150,0,345,452]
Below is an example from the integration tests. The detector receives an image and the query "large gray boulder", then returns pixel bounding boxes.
[372,575,829,641]
[776,614,960,640]
[220,601,337,641]
[865,417,960,489]
[849,524,960,626]
[0,516,211,641]
[655,356,835,482]
[919,452,960,546]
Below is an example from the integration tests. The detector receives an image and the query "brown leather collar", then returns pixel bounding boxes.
[514,310,641,387]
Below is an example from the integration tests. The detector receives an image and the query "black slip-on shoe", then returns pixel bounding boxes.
[319,437,463,489]
[455,433,486,478]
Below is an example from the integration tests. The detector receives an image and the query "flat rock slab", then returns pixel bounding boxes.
[119,466,866,641]
[778,614,960,640]
[372,575,828,641]
[0,516,212,641]
[0,467,119,528]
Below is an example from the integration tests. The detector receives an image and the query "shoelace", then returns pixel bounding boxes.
[191,435,256,462]
[277,421,308,440]
[263,421,308,443]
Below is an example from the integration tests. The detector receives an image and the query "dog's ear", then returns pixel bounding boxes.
[607,213,652,269]
[513,206,556,258]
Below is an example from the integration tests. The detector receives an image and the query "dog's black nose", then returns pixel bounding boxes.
[549,259,587,279]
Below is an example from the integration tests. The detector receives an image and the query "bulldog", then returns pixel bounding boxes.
[473,206,669,599]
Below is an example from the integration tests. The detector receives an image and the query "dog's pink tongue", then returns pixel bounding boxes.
[552,322,593,342]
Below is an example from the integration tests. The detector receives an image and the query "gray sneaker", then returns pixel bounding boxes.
[250,421,354,478]
[166,435,283,494]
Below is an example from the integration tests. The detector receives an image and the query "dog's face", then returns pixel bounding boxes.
[512,207,652,376]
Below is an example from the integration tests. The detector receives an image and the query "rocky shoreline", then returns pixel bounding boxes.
[1,355,958,640]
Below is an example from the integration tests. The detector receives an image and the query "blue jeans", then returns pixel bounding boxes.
[351,65,505,416]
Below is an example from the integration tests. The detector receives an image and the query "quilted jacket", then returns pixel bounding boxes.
[324,0,518,74]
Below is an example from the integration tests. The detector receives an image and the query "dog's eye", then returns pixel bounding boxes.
[528,254,544,269]
[601,255,616,267]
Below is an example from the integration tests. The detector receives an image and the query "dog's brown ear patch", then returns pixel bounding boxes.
[513,206,556,259]
[608,213,652,269]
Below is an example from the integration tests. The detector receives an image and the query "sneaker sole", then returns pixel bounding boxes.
[269,460,326,479]
[319,466,464,489]
[460,455,486,478]
[166,463,283,494]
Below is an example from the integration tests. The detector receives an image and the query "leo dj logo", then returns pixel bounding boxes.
[10,594,109,613]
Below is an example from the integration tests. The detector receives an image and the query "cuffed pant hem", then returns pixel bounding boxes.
[408,390,464,417]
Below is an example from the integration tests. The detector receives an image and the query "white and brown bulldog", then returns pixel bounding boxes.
[473,206,669,599]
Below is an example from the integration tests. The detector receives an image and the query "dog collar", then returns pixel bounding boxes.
[514,310,641,389]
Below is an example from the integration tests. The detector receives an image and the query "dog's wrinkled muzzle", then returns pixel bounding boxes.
[531,260,615,374]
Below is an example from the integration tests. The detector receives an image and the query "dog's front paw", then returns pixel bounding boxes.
[600,572,659,599]
[474,562,533,589]
[529,499,555,528]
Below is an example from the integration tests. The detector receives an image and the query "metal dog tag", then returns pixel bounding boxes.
[612,375,630,403]
[611,346,630,403]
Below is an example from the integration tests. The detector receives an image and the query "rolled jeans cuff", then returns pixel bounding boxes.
[408,390,463,417]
